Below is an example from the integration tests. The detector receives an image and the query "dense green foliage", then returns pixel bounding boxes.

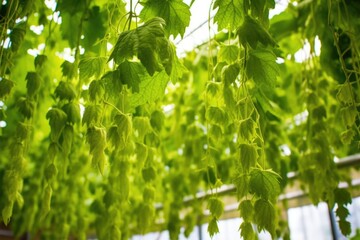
[0,0,360,239]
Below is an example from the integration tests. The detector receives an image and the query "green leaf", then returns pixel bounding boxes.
[249,168,281,200]
[113,113,132,146]
[207,217,219,238]
[41,185,52,219]
[336,205,350,219]
[334,188,352,205]
[79,57,107,83]
[337,84,353,104]
[219,44,239,63]
[338,220,351,236]
[206,82,222,98]
[0,78,15,98]
[34,54,48,69]
[208,197,224,218]
[17,97,34,119]
[341,106,357,127]
[60,12,82,48]
[239,222,255,240]
[25,72,41,98]
[107,225,121,240]
[86,126,107,175]
[10,26,26,52]
[133,116,153,140]
[237,15,277,48]
[119,174,129,201]
[46,108,68,141]
[55,81,77,101]
[2,201,14,225]
[341,129,355,144]
[139,0,191,38]
[213,0,244,31]
[82,6,106,50]
[138,203,155,233]
[45,163,58,182]
[150,110,165,132]
[254,199,276,236]
[89,80,105,102]
[239,200,254,221]
[239,118,256,140]
[61,60,77,79]
[61,124,74,156]
[206,106,227,126]
[209,124,223,141]
[62,102,80,124]
[130,70,170,108]
[222,62,240,86]
[108,29,138,65]
[234,173,249,199]
[82,104,102,126]
[142,166,156,182]
[246,48,279,89]
[239,143,258,170]
[118,60,146,93]
[143,186,155,202]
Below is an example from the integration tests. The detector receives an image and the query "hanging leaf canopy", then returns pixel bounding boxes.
[1,0,360,239]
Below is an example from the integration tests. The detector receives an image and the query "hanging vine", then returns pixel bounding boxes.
[0,0,360,239]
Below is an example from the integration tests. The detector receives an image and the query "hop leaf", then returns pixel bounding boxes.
[2,201,14,225]
[86,126,107,175]
[239,200,254,221]
[219,44,239,64]
[249,168,281,200]
[109,17,176,76]
[25,72,41,98]
[62,102,80,124]
[142,166,156,182]
[139,0,191,38]
[222,62,240,86]
[113,113,132,146]
[246,48,279,89]
[79,56,107,83]
[233,173,249,199]
[239,143,258,170]
[54,81,77,101]
[254,199,276,236]
[17,97,34,119]
[341,106,357,127]
[10,27,26,52]
[337,83,353,104]
[208,197,224,218]
[239,118,256,140]
[206,106,227,126]
[143,186,155,202]
[61,61,77,79]
[338,220,351,236]
[45,163,58,182]
[0,78,15,98]
[119,174,129,201]
[46,108,68,141]
[213,0,244,31]
[207,217,219,238]
[34,54,47,69]
[82,104,102,126]
[89,80,105,102]
[237,15,277,48]
[41,185,52,219]
[150,110,165,132]
[239,222,255,240]
[118,60,146,93]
